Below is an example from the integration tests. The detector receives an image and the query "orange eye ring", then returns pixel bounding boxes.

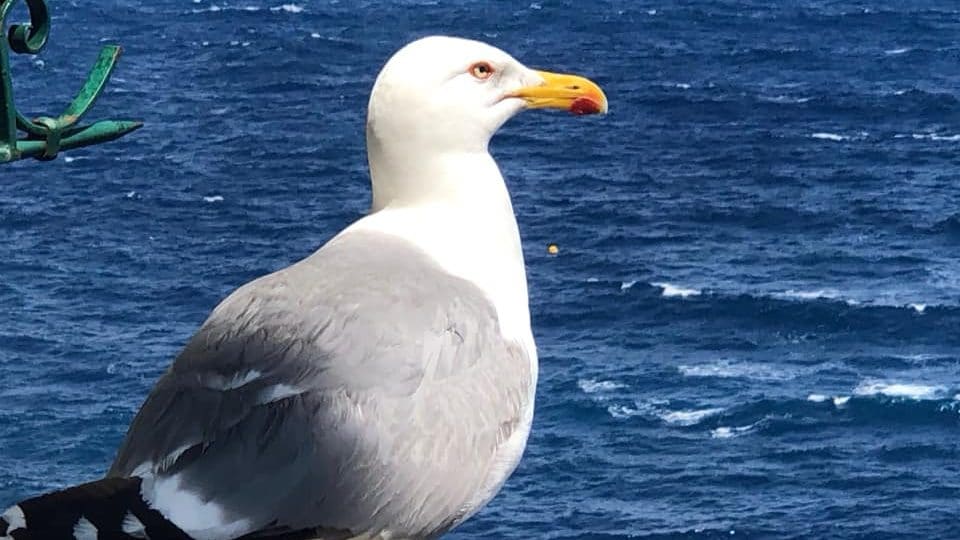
[469,61,495,80]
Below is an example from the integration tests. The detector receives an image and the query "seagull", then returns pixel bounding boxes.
[1,35,607,540]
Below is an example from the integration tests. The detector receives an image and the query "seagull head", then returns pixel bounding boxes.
[365,36,607,208]
[367,36,606,153]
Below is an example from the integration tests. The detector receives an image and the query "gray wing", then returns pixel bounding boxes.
[108,231,532,539]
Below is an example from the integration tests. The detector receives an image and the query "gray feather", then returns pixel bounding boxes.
[108,230,531,539]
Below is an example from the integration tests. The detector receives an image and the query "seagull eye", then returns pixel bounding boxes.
[469,62,495,80]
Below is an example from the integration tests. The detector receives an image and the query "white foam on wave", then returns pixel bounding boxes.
[895,353,951,363]
[769,289,938,312]
[810,132,847,142]
[775,288,840,301]
[604,398,723,426]
[578,378,626,394]
[759,94,812,104]
[661,407,724,426]
[807,393,850,407]
[651,282,701,298]
[620,280,638,291]
[854,380,947,400]
[607,404,643,419]
[897,133,960,142]
[711,422,757,439]
[203,195,224,203]
[678,359,792,381]
[190,4,258,13]
[271,3,303,12]
[884,47,911,55]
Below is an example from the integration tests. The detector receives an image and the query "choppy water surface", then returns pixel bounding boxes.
[2,1,959,538]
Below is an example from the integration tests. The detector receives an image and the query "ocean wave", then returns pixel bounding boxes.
[807,394,851,407]
[892,353,956,364]
[810,132,847,141]
[605,400,725,427]
[270,3,303,12]
[651,282,701,298]
[584,390,724,427]
[711,422,758,439]
[773,289,841,301]
[578,378,626,394]
[768,289,935,311]
[584,280,947,316]
[187,3,303,14]
[717,391,960,436]
[757,94,813,104]
[809,131,869,142]
[189,4,262,13]
[894,132,960,142]
[661,407,724,426]
[606,403,644,420]
[708,285,952,318]
[853,380,950,400]
[678,359,799,381]
[803,295,937,312]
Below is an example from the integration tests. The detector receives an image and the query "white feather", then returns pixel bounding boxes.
[140,474,253,540]
[256,383,304,404]
[72,516,98,540]
[203,369,261,390]
[1,505,25,538]
[122,512,146,537]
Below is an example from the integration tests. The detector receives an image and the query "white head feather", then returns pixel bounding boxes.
[366,36,547,210]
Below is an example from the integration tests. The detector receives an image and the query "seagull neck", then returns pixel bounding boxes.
[369,150,504,211]
[359,150,533,346]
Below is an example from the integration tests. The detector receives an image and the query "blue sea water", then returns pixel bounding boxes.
[2,0,960,538]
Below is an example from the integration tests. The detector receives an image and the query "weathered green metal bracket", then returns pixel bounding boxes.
[0,0,141,163]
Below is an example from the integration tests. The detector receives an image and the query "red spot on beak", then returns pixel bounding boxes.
[570,97,602,115]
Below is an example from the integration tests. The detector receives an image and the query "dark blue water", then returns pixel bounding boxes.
[2,1,960,538]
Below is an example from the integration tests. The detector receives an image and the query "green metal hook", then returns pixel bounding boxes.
[0,0,142,163]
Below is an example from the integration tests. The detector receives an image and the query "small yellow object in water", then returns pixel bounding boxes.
[547,243,559,255]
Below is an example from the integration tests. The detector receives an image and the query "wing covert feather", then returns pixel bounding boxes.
[108,231,532,538]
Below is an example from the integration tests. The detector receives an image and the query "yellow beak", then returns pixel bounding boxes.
[508,70,608,115]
